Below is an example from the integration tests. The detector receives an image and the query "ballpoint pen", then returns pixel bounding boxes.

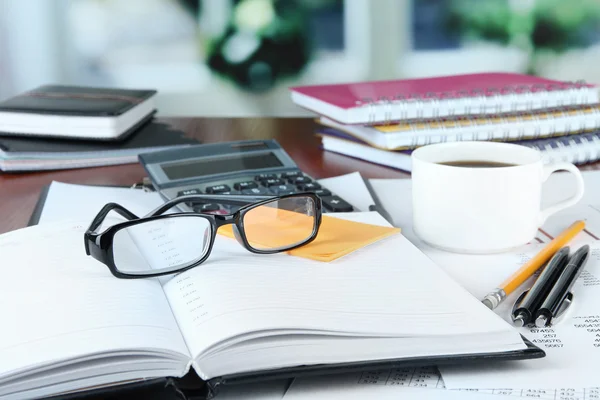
[534,244,590,328]
[482,220,585,310]
[511,246,570,327]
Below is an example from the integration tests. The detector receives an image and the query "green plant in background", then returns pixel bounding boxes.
[177,0,343,92]
[206,0,310,92]
[446,0,600,74]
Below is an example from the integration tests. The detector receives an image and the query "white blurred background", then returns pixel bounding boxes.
[2,0,600,117]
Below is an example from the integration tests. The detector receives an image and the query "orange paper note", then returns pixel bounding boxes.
[218,214,401,262]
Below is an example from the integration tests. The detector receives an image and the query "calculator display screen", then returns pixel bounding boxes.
[161,152,284,180]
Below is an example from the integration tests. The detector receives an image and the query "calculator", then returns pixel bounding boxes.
[138,139,355,214]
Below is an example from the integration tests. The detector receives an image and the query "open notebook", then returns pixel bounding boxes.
[0,217,542,400]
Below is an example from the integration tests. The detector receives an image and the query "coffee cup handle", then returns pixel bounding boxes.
[538,162,585,225]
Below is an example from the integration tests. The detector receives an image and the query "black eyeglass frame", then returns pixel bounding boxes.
[84,192,323,279]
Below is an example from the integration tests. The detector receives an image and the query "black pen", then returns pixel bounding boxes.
[511,246,570,327]
[534,244,590,328]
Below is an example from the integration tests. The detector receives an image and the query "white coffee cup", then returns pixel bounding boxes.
[411,141,585,254]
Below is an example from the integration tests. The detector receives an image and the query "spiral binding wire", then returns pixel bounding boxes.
[381,102,600,149]
[524,130,600,165]
[356,80,596,124]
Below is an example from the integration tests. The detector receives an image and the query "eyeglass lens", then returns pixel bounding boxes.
[243,196,317,251]
[112,216,212,275]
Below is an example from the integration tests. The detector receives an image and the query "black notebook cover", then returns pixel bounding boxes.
[0,85,157,117]
[0,119,199,157]
[203,336,544,397]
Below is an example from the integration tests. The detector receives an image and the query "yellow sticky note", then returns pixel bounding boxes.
[218,215,400,262]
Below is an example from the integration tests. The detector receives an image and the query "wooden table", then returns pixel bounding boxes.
[0,118,411,234]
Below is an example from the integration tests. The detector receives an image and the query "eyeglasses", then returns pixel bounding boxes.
[84,193,322,278]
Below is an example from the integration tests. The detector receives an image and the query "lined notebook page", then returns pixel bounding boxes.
[163,217,525,360]
[0,222,190,378]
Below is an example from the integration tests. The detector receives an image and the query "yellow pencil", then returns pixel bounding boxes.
[481,220,585,310]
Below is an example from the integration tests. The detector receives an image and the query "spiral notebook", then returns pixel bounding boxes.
[317,127,600,172]
[317,105,600,150]
[290,72,599,125]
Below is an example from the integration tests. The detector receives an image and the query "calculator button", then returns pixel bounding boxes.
[289,176,311,184]
[269,184,296,195]
[193,203,220,213]
[205,184,231,194]
[234,181,258,190]
[314,189,331,197]
[254,173,277,181]
[321,196,353,212]
[297,182,321,192]
[280,171,303,179]
[220,190,241,195]
[177,188,201,197]
[241,187,271,195]
[264,178,284,186]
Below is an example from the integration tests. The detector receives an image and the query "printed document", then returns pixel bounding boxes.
[318,172,374,212]
[284,366,600,400]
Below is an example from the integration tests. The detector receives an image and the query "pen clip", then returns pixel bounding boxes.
[548,292,574,326]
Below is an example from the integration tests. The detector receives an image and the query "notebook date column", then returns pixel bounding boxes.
[175,275,207,323]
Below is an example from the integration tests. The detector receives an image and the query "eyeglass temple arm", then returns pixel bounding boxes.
[85,203,140,257]
[145,194,276,217]
[86,203,140,235]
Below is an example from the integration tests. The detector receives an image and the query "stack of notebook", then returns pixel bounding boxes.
[289,72,600,172]
[0,85,198,171]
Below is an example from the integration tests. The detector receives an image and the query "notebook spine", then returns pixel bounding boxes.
[355,80,596,124]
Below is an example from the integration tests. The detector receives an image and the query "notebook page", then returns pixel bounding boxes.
[0,221,190,379]
[162,215,525,363]
[38,181,164,225]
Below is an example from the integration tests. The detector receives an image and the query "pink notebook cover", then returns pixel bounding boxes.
[290,72,593,110]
